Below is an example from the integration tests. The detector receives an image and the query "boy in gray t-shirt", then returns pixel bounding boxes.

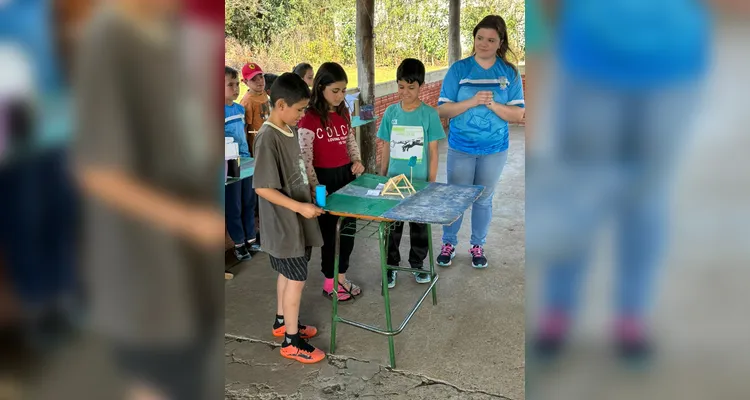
[253,73,325,364]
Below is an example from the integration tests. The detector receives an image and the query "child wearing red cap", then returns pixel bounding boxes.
[239,62,271,156]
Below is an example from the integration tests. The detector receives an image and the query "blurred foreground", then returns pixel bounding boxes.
[1,1,224,399]
[526,0,750,399]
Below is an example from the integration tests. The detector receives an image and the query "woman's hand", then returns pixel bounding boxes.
[487,100,525,123]
[438,91,494,119]
[472,91,494,107]
[351,161,365,175]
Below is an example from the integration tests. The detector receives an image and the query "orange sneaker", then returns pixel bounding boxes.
[279,339,325,364]
[272,324,318,339]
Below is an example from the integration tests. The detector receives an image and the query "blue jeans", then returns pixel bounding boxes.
[442,148,508,247]
[224,177,256,244]
[0,148,78,309]
[527,75,699,318]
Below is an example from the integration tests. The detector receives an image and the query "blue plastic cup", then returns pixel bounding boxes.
[315,185,327,207]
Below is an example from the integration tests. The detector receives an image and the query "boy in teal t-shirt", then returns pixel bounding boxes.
[377,58,446,287]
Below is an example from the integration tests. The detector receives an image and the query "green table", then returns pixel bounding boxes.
[324,174,483,367]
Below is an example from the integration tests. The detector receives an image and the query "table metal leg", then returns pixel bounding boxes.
[380,222,391,297]
[327,217,439,368]
[426,224,438,306]
[379,222,397,367]
[330,216,343,354]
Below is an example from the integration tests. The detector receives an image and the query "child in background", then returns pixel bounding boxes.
[292,63,314,87]
[225,66,257,261]
[297,62,365,302]
[240,62,270,157]
[253,73,325,364]
[377,58,445,288]
[264,73,279,96]
[239,62,268,251]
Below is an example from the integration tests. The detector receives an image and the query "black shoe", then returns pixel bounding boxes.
[469,245,488,268]
[234,244,252,261]
[532,312,569,363]
[24,305,79,354]
[617,337,653,366]
[436,243,455,266]
[533,333,565,362]
[614,318,653,367]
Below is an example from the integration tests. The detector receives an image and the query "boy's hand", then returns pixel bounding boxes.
[297,203,324,219]
[185,207,225,249]
[351,161,365,175]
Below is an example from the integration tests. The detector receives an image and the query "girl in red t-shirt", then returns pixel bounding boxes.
[298,62,365,301]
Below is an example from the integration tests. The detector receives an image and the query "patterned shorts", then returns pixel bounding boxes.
[269,247,312,281]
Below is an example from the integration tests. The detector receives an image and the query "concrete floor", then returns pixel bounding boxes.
[224,126,526,399]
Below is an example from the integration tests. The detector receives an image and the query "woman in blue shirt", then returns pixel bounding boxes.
[528,0,710,363]
[436,15,525,269]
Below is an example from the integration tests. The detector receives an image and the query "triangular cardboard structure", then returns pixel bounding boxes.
[380,174,416,198]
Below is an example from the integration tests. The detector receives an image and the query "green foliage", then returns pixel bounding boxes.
[373,0,450,65]
[334,5,357,65]
[225,0,297,46]
[225,0,524,72]
[461,0,525,61]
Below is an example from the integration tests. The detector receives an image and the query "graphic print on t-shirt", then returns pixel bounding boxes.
[286,152,311,191]
[316,123,349,145]
[297,157,309,186]
[260,101,270,121]
[390,126,425,162]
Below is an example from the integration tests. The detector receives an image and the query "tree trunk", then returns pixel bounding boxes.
[448,0,461,65]
[356,0,377,173]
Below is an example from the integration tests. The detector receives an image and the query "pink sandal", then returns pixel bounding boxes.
[322,278,361,302]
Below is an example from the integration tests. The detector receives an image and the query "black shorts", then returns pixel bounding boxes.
[269,247,312,281]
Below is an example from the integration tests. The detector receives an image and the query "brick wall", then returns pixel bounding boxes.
[372,74,526,170]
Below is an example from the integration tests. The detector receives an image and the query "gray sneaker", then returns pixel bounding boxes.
[234,244,252,261]
[383,270,396,289]
[413,268,431,284]
[247,240,262,253]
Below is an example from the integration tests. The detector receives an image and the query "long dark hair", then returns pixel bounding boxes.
[472,15,518,74]
[308,62,350,126]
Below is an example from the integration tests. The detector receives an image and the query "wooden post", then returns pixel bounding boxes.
[448,0,461,65]
[356,0,377,173]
